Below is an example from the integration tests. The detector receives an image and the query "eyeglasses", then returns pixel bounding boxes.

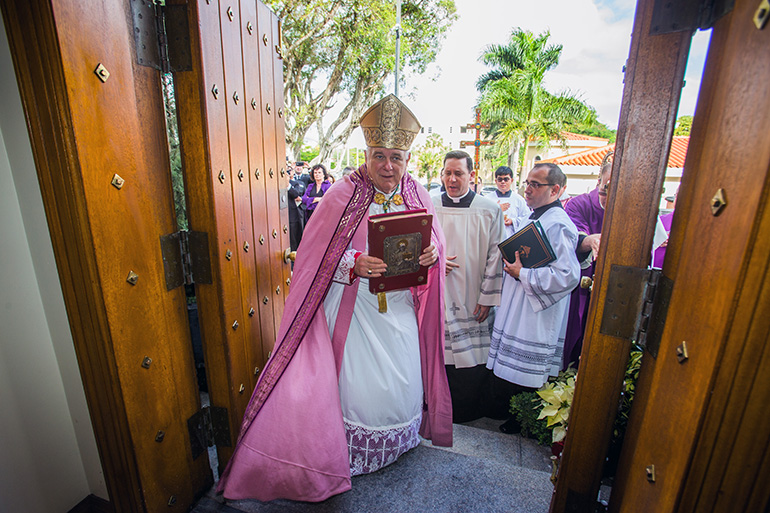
[495,176,511,182]
[524,180,556,189]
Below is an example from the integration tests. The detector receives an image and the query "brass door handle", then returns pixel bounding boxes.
[580,276,593,290]
[283,248,296,263]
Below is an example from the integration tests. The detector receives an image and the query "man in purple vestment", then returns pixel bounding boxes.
[216,94,452,503]
[563,154,612,366]
[653,187,678,268]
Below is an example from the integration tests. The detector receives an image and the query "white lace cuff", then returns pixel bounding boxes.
[333,249,360,284]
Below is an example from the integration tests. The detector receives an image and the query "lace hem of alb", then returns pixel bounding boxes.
[345,414,422,476]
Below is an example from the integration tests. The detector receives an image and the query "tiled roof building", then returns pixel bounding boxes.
[542,136,689,168]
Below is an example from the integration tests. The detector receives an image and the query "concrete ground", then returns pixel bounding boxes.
[192,418,556,513]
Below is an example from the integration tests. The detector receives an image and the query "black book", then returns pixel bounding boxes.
[498,220,556,268]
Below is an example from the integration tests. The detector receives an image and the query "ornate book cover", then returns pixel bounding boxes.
[498,220,556,268]
[368,209,433,293]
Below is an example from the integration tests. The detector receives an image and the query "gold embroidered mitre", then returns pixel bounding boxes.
[359,94,421,151]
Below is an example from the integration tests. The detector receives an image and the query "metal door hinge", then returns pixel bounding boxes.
[600,265,673,357]
[132,0,192,73]
[160,230,213,290]
[187,406,231,460]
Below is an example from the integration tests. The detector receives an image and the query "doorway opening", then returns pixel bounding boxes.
[161,72,220,481]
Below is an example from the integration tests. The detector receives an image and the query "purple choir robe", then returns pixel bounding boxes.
[652,212,674,269]
[563,187,605,366]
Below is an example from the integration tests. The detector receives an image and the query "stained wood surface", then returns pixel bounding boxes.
[609,0,770,510]
[241,0,277,388]
[174,0,289,468]
[258,0,292,338]
[550,0,691,510]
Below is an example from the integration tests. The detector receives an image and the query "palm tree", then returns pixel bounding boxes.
[413,133,449,187]
[477,29,596,176]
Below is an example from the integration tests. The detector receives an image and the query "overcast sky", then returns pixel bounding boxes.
[344,0,711,147]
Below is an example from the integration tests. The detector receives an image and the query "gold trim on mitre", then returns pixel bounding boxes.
[359,94,421,151]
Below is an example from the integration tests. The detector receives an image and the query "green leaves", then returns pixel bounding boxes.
[412,133,449,185]
[476,28,596,167]
[267,0,457,162]
[674,115,693,136]
[535,367,577,443]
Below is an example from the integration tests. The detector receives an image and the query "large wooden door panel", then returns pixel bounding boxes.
[174,0,290,466]
[551,0,691,509]
[174,0,250,466]
[256,0,291,335]
[609,0,770,510]
[1,0,213,511]
[50,1,212,509]
[241,0,277,367]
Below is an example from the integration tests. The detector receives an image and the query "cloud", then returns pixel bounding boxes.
[341,0,710,148]
[403,0,707,131]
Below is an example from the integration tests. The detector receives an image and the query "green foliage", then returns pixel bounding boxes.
[489,152,509,170]
[603,343,644,477]
[162,74,188,231]
[412,133,449,185]
[536,365,577,443]
[612,344,643,444]
[329,147,367,171]
[509,391,553,446]
[477,28,597,168]
[674,115,693,136]
[300,145,320,164]
[266,0,457,162]
[568,119,617,143]
[506,343,644,471]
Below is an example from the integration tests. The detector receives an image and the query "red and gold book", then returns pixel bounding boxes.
[368,209,433,293]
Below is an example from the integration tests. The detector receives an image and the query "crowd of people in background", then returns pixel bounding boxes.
[286,160,358,252]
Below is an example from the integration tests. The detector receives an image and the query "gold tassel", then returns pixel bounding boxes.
[377,292,387,313]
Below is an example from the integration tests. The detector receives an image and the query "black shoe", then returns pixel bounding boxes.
[499,417,521,434]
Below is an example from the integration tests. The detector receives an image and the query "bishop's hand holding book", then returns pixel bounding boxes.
[365,209,434,293]
[353,218,438,286]
[353,209,438,314]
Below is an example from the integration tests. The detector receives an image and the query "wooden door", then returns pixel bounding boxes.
[608,0,770,510]
[0,0,213,511]
[552,0,770,511]
[173,0,291,467]
[551,0,691,509]
[1,0,289,510]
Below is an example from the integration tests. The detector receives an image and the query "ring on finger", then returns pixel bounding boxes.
[367,269,372,275]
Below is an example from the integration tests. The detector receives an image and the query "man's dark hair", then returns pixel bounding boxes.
[443,150,473,173]
[533,162,567,188]
[494,166,513,178]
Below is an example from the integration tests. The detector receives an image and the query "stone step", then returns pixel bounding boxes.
[421,419,555,475]
[195,423,556,513]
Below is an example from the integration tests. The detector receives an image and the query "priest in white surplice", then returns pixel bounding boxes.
[483,165,530,237]
[432,150,506,422]
[487,163,580,433]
